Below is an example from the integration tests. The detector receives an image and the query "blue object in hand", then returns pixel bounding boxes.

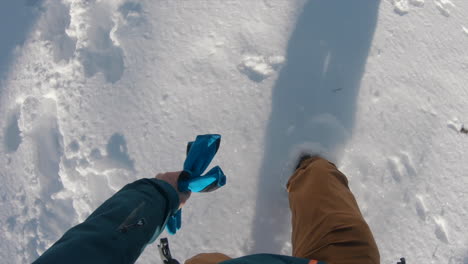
[166,134,227,235]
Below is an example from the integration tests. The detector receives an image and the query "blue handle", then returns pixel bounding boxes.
[166,134,227,235]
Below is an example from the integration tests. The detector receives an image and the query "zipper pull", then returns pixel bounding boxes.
[119,218,146,233]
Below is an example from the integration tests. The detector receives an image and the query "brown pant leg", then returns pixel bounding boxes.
[287,158,380,264]
[185,253,231,264]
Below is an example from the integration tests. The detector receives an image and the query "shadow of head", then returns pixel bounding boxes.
[106,133,135,170]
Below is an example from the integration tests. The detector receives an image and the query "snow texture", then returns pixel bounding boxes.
[1,0,468,263]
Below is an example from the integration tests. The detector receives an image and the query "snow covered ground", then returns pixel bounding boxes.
[1,0,468,263]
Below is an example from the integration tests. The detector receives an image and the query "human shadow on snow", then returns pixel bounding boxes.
[250,0,380,254]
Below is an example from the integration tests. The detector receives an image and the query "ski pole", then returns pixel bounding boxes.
[397,257,406,264]
[157,238,180,264]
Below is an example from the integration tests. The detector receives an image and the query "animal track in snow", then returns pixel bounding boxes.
[392,0,455,18]
[434,0,455,17]
[393,0,410,15]
[463,27,468,37]
[238,55,285,82]
[447,117,467,134]
[392,0,424,15]
[387,151,451,244]
[387,152,416,182]
[393,0,425,16]
[76,1,125,83]
[433,216,449,243]
[415,195,428,221]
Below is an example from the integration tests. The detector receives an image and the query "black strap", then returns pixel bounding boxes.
[397,257,406,264]
[158,238,180,264]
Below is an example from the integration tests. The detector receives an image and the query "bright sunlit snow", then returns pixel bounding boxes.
[1,0,468,263]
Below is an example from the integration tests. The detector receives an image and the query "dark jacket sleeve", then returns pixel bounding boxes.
[221,254,326,264]
[33,178,180,264]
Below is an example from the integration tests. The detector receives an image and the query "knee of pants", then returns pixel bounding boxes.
[185,253,232,264]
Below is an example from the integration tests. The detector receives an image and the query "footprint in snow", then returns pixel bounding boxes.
[435,0,455,17]
[387,152,416,183]
[392,0,424,15]
[238,55,285,82]
[15,95,77,260]
[433,216,449,243]
[414,194,428,221]
[37,0,77,62]
[78,1,125,83]
[118,1,144,26]
[447,117,467,134]
[18,95,65,198]
[463,27,468,37]
[4,108,22,153]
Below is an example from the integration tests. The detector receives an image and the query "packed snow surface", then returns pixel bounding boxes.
[1,0,468,263]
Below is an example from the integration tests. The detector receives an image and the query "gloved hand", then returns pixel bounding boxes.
[166,134,227,235]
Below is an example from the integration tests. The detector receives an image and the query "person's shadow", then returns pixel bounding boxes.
[249,0,381,254]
